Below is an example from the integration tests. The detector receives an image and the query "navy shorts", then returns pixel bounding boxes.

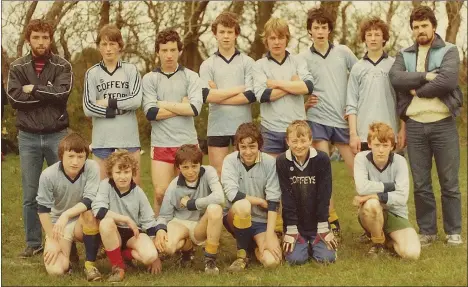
[261,126,287,154]
[307,121,349,144]
[92,147,140,160]
[222,215,267,238]
[207,135,235,148]
[117,227,142,250]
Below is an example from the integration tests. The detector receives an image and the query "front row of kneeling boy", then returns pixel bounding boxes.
[36,120,419,282]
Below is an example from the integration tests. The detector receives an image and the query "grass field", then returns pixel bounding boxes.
[1,146,467,286]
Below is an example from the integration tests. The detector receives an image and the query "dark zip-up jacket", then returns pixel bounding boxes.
[276,148,332,236]
[389,34,463,121]
[6,52,72,133]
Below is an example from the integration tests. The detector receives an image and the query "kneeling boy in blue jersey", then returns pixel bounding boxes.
[154,144,224,274]
[222,123,282,272]
[92,150,161,282]
[37,133,102,280]
[276,120,337,265]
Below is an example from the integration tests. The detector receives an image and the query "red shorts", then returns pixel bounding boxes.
[151,146,179,164]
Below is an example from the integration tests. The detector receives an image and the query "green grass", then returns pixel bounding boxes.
[1,146,467,286]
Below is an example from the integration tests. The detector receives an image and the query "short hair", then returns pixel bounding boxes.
[410,5,437,29]
[211,11,240,35]
[367,122,395,147]
[174,144,203,168]
[26,19,54,42]
[155,29,183,53]
[58,132,90,161]
[261,17,291,48]
[360,17,390,45]
[105,149,138,178]
[96,24,124,49]
[234,122,264,150]
[286,120,312,140]
[306,7,334,32]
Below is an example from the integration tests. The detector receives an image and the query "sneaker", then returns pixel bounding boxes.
[18,245,44,258]
[446,234,463,246]
[330,222,342,243]
[228,257,248,272]
[177,248,195,268]
[107,266,125,283]
[367,243,386,257]
[204,257,219,275]
[356,232,371,244]
[419,234,438,247]
[84,265,102,282]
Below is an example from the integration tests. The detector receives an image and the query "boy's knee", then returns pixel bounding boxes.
[45,262,68,276]
[361,199,381,216]
[164,242,177,256]
[232,199,251,217]
[81,211,98,227]
[206,204,223,221]
[399,245,420,260]
[99,217,117,234]
[285,252,309,265]
[141,249,158,265]
[313,252,336,264]
[261,251,281,268]
[154,188,166,204]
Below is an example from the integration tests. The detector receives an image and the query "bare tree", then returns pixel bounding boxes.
[445,0,463,44]
[249,1,276,60]
[16,2,38,58]
[97,0,110,32]
[339,2,352,45]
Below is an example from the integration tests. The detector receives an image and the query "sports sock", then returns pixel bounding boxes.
[82,226,100,263]
[233,214,252,252]
[328,208,339,223]
[106,247,125,270]
[204,241,219,258]
[121,248,134,261]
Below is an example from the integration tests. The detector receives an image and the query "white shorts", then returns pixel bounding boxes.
[169,217,205,246]
[46,219,78,242]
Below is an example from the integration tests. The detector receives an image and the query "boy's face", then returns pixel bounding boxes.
[365,28,385,52]
[309,20,330,45]
[111,164,133,190]
[238,137,259,166]
[28,30,51,57]
[286,132,312,159]
[266,31,287,58]
[215,24,237,51]
[369,137,393,166]
[157,41,179,68]
[62,150,86,178]
[412,19,435,46]
[99,37,121,62]
[179,161,201,183]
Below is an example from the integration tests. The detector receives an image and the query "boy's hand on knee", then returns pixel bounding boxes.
[283,226,300,254]
[52,214,69,241]
[155,230,168,253]
[265,233,282,261]
[313,222,338,251]
[44,241,61,265]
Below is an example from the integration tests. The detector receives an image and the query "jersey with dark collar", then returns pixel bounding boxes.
[91,178,157,235]
[83,60,142,149]
[154,166,224,233]
[200,50,256,137]
[276,148,332,236]
[36,160,100,223]
[142,66,203,147]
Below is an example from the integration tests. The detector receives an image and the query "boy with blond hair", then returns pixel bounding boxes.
[154,144,224,274]
[92,150,161,282]
[200,11,256,177]
[353,122,420,259]
[276,120,337,265]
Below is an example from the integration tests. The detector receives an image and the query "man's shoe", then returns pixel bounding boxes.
[446,234,463,246]
[107,266,125,282]
[177,248,195,268]
[227,257,248,272]
[84,265,102,282]
[18,246,44,258]
[367,243,386,258]
[419,234,438,247]
[204,256,219,275]
[330,221,342,243]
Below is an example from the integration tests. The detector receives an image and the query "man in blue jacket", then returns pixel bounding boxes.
[389,6,463,247]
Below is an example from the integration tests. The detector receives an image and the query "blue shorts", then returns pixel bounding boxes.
[284,233,336,265]
[307,121,349,144]
[92,147,140,160]
[223,215,267,238]
[261,126,287,154]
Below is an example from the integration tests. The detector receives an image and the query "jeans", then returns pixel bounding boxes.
[406,117,461,235]
[284,233,336,265]
[18,129,67,248]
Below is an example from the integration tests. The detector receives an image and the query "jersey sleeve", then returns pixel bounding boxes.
[276,156,298,229]
[81,160,101,210]
[137,188,157,236]
[91,180,111,219]
[315,154,332,223]
[36,171,55,213]
[186,70,203,116]
[83,68,116,118]
[141,72,159,121]
[346,66,360,116]
[109,64,142,111]
[221,154,244,203]
[252,60,272,103]
[189,166,225,211]
[154,181,177,233]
